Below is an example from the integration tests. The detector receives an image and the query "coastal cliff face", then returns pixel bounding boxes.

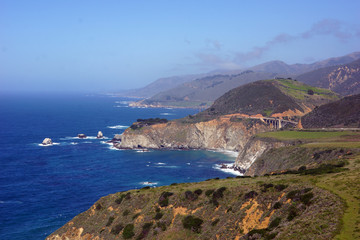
[116,116,273,152]
[234,138,290,172]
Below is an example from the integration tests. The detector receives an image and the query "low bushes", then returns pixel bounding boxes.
[182,215,203,233]
[123,224,135,239]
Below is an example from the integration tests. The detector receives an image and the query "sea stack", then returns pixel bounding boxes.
[42,138,53,145]
[97,131,103,138]
[77,134,87,139]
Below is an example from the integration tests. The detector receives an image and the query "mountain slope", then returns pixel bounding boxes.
[131,71,277,108]
[296,59,360,96]
[301,94,360,128]
[197,79,338,119]
[47,174,343,240]
[117,74,207,98]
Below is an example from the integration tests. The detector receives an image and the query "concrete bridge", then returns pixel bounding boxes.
[233,116,298,129]
[258,117,298,129]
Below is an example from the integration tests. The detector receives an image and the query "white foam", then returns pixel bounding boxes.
[101,141,113,146]
[38,143,60,147]
[70,142,78,145]
[155,165,179,169]
[107,125,129,129]
[160,113,175,116]
[213,163,243,176]
[108,145,123,151]
[155,162,166,165]
[211,149,239,158]
[115,101,129,104]
[186,163,191,165]
[141,181,158,186]
[60,137,78,140]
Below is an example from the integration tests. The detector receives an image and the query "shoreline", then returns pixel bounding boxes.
[110,140,246,175]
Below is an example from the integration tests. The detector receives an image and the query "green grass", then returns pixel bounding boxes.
[271,79,338,101]
[313,153,360,240]
[302,142,360,148]
[257,130,357,140]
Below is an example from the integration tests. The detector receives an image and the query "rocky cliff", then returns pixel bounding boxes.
[116,115,273,152]
[234,137,291,172]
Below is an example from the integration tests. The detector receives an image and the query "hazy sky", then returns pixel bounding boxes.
[1,0,360,92]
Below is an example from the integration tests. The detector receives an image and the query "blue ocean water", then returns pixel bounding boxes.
[0,93,237,240]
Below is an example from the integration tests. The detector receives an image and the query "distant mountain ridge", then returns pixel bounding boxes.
[249,52,360,75]
[132,71,277,108]
[296,59,360,96]
[125,52,359,107]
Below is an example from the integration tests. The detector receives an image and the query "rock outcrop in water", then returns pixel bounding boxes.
[77,134,87,139]
[97,131,104,139]
[42,138,53,145]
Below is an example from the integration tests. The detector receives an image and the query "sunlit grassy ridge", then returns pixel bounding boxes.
[272,79,338,101]
[257,130,357,140]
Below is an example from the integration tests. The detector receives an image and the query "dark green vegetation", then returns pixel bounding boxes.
[297,58,360,96]
[48,165,350,239]
[187,79,338,121]
[130,118,168,130]
[301,93,360,128]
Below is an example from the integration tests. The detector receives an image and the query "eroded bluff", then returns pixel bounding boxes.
[115,116,272,152]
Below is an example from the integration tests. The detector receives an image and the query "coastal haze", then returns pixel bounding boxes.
[1,1,360,93]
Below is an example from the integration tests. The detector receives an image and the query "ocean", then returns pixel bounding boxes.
[0,93,238,240]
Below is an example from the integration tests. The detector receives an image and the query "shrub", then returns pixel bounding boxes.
[154,212,163,220]
[158,192,173,207]
[307,89,314,95]
[287,207,297,221]
[185,191,198,201]
[123,209,130,216]
[96,203,102,210]
[247,228,267,237]
[268,217,281,229]
[123,224,135,239]
[226,207,233,213]
[156,221,167,231]
[194,189,203,195]
[286,190,300,200]
[211,218,220,226]
[182,215,203,233]
[115,195,125,204]
[213,187,226,199]
[111,223,124,235]
[244,191,258,200]
[106,216,115,227]
[273,202,282,209]
[300,192,314,205]
[155,207,160,213]
[298,166,307,171]
[274,184,288,191]
[141,186,150,190]
[159,198,169,207]
[115,192,131,204]
[205,189,215,196]
[136,222,153,240]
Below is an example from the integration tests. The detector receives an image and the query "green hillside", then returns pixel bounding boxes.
[194,79,338,120]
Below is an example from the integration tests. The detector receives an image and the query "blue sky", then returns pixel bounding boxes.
[1,0,359,92]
